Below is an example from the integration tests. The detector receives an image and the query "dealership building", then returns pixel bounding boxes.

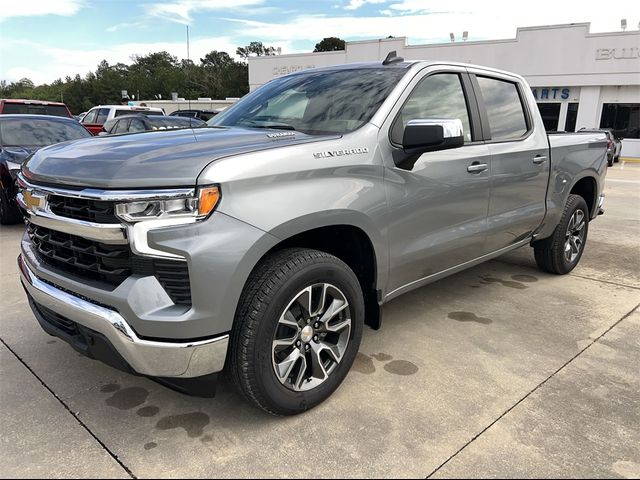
[248,23,640,157]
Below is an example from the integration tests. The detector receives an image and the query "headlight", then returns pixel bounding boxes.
[115,186,220,223]
[5,160,22,172]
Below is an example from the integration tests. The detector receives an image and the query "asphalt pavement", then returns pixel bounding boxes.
[1,163,639,478]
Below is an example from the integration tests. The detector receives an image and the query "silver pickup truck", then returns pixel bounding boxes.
[16,57,607,415]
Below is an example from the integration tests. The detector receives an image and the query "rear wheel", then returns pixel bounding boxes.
[228,248,364,415]
[534,194,589,274]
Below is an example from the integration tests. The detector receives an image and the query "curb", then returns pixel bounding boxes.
[620,157,640,163]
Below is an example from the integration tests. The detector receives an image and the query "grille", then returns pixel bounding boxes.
[48,195,119,224]
[27,223,191,305]
[33,301,80,337]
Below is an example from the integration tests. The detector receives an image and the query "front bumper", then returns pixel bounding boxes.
[19,255,229,378]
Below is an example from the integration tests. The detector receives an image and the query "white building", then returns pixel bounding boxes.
[249,23,640,157]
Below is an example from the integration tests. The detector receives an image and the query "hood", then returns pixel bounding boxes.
[23,127,334,189]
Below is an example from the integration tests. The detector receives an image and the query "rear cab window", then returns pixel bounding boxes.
[1,103,70,117]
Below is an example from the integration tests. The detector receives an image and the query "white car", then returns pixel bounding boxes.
[81,105,165,135]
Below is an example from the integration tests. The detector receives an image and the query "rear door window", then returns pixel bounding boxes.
[95,108,110,125]
[476,76,529,141]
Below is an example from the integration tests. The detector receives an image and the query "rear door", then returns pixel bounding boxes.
[469,71,550,252]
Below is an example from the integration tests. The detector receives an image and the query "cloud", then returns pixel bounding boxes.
[226,0,639,43]
[106,22,145,33]
[0,0,84,22]
[344,0,387,11]
[146,0,265,25]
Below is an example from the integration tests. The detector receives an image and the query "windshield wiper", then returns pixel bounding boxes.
[244,122,296,131]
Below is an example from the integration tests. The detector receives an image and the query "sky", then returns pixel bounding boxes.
[1,0,638,85]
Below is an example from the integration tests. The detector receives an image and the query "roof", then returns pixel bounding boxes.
[1,98,67,106]
[285,60,524,83]
[92,105,164,111]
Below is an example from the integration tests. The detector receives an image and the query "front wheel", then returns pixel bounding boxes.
[228,248,364,415]
[534,194,589,274]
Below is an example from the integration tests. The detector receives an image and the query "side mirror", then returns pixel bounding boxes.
[402,118,465,152]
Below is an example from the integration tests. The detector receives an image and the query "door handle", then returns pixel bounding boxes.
[467,163,488,173]
[532,155,548,164]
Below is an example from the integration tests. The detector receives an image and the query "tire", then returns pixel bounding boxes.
[534,194,589,275]
[228,248,364,416]
[0,189,22,225]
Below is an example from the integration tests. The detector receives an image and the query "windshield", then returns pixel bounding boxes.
[0,118,91,147]
[209,68,407,135]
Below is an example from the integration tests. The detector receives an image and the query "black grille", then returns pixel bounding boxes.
[48,195,119,224]
[33,301,80,337]
[27,223,191,305]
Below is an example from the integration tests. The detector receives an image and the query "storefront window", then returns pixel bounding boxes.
[600,103,640,139]
[565,103,579,132]
[537,103,561,132]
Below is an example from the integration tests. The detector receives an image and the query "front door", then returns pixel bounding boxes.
[383,70,491,295]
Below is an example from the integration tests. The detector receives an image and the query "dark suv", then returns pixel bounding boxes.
[101,115,205,134]
[0,115,91,223]
[169,109,220,121]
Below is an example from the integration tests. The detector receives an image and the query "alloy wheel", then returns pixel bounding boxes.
[272,283,351,392]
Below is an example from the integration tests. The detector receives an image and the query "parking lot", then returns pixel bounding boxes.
[1,163,639,479]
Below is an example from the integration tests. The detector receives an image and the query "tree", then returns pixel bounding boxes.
[0,45,252,113]
[236,41,277,61]
[313,37,346,52]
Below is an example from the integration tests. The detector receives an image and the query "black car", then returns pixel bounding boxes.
[169,109,220,121]
[101,115,206,135]
[0,115,92,224]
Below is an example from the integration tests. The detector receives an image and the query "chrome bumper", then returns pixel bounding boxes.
[18,255,228,378]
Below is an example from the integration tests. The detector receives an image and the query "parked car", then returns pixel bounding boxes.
[579,128,619,166]
[101,115,206,135]
[0,115,91,224]
[169,109,220,121]
[0,99,73,118]
[81,105,165,135]
[17,59,608,415]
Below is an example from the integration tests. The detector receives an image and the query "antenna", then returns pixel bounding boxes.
[382,50,404,65]
[186,25,192,127]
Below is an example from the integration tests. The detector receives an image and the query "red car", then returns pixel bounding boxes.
[0,99,73,118]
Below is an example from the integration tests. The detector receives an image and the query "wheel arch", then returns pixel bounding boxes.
[248,212,387,330]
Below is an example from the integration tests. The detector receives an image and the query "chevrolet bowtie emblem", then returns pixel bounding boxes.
[22,190,46,212]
